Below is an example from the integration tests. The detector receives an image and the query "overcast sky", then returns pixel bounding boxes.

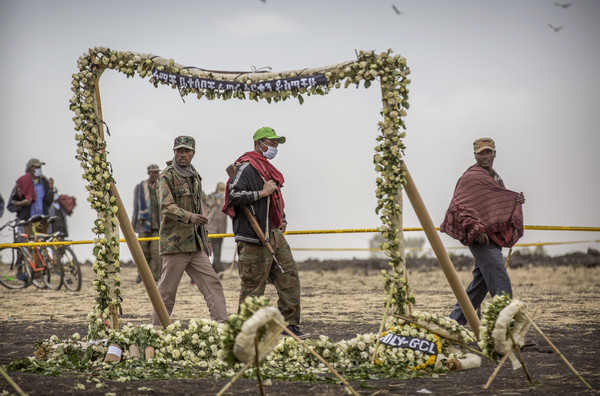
[1,0,599,263]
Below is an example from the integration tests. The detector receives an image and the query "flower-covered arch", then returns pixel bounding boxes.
[70,47,412,338]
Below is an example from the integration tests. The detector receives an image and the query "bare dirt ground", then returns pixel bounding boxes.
[1,252,599,395]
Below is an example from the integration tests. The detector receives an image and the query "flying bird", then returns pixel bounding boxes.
[548,23,564,32]
[392,5,403,15]
[554,2,572,8]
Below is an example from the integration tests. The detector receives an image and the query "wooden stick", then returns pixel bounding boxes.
[273,317,359,396]
[484,352,510,389]
[0,366,27,396]
[504,247,513,269]
[401,162,481,339]
[254,335,265,396]
[229,244,238,273]
[371,290,393,364]
[524,313,592,389]
[508,329,534,384]
[216,330,282,396]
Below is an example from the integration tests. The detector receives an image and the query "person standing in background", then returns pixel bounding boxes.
[132,164,162,283]
[206,182,228,279]
[11,158,54,234]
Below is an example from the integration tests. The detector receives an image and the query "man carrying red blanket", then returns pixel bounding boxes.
[223,127,308,339]
[441,138,525,325]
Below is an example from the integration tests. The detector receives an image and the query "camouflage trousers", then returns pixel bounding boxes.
[139,230,161,282]
[237,228,301,325]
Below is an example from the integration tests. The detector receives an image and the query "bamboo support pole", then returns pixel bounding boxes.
[254,335,265,396]
[274,318,359,396]
[108,184,172,327]
[92,60,171,328]
[400,162,481,338]
[524,313,592,389]
[371,290,393,364]
[379,80,408,315]
[0,366,27,396]
[508,330,534,384]
[484,352,511,389]
[216,330,282,396]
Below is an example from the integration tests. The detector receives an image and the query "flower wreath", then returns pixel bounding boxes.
[478,292,513,359]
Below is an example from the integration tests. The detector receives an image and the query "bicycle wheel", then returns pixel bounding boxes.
[0,247,29,289]
[56,246,82,291]
[42,248,63,290]
[26,249,47,289]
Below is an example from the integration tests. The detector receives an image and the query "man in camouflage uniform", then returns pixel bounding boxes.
[151,136,228,326]
[223,127,308,339]
[132,163,161,283]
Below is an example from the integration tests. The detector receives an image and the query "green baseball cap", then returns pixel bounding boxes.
[253,127,286,144]
[173,136,195,151]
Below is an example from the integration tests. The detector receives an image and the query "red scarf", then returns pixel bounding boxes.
[16,174,35,201]
[440,164,523,247]
[222,151,285,228]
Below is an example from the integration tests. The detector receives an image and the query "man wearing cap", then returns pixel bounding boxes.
[223,127,308,339]
[150,136,228,326]
[10,158,54,233]
[206,182,228,278]
[132,164,162,283]
[440,138,526,325]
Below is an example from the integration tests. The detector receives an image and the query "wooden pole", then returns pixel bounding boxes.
[524,313,592,389]
[216,330,282,396]
[273,317,359,396]
[254,335,265,396]
[508,329,534,384]
[0,366,27,396]
[400,161,481,338]
[379,80,408,315]
[109,184,172,327]
[371,290,393,364]
[91,58,171,328]
[484,352,511,389]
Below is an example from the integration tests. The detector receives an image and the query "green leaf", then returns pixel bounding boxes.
[298,95,304,105]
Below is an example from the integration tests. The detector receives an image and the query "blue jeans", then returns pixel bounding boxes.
[449,242,512,325]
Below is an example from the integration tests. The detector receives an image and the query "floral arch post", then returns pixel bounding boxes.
[70,47,479,340]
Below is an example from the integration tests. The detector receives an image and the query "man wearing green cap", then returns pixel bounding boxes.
[151,136,228,326]
[223,127,308,339]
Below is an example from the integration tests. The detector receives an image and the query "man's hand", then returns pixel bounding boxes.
[189,213,209,225]
[279,221,287,233]
[258,180,278,198]
[516,192,525,204]
[475,233,490,245]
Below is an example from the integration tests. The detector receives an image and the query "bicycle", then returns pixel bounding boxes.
[0,215,64,290]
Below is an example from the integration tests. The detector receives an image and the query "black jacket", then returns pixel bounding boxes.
[227,162,278,244]
[8,177,54,221]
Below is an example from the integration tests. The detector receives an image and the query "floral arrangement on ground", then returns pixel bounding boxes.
[7,297,477,385]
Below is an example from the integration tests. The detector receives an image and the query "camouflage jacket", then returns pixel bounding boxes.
[158,165,210,255]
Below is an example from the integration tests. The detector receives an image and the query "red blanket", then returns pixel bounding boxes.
[223,151,285,228]
[440,164,523,247]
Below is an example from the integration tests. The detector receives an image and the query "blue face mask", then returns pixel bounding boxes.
[34,168,43,178]
[260,141,278,160]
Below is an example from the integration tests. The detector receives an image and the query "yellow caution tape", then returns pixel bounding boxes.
[0,226,598,249]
